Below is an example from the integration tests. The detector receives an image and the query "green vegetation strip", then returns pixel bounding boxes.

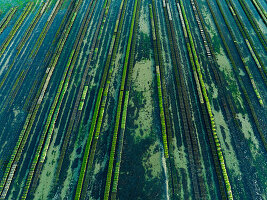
[103,0,139,199]
[0,0,53,108]
[22,0,77,112]
[177,1,233,199]
[0,8,13,29]
[29,0,102,190]
[173,1,207,198]
[93,0,112,59]
[20,2,84,199]
[0,2,81,198]
[74,0,126,198]
[189,0,239,198]
[163,0,208,198]
[149,4,169,159]
[156,66,169,153]
[16,0,52,55]
[0,68,28,114]
[110,2,140,199]
[209,0,267,153]
[0,2,34,57]
[0,0,53,109]
[151,1,179,198]
[39,0,97,164]
[251,0,267,24]
[224,0,267,78]
[0,2,38,90]
[110,91,130,200]
[0,69,24,112]
[0,7,17,34]
[0,2,34,58]
[236,0,267,50]
[25,0,89,194]
[220,0,267,85]
[29,0,65,59]
[55,0,112,188]
[212,0,264,105]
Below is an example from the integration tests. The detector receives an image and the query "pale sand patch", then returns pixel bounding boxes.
[176,135,201,199]
[60,141,79,198]
[211,82,218,99]
[131,58,167,194]
[212,109,241,177]
[34,127,60,199]
[200,3,217,38]
[237,113,259,151]
[239,68,245,76]
[142,142,162,178]
[216,49,234,74]
[216,51,244,109]
[139,3,149,35]
[201,2,243,101]
[172,137,190,198]
[101,52,123,135]
[93,162,101,175]
[131,59,154,140]
[173,139,188,169]
[13,109,20,118]
[206,82,218,100]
